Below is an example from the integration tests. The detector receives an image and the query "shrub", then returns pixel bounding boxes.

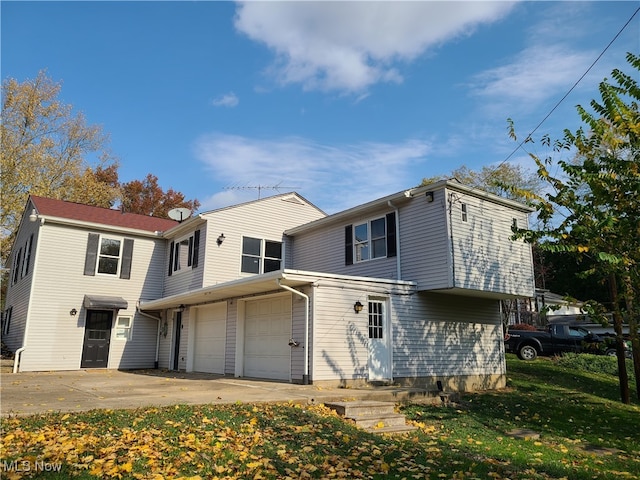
[554,353,636,382]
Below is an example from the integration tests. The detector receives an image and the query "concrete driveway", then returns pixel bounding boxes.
[1,368,439,417]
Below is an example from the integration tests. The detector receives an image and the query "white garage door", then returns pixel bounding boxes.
[193,303,227,374]
[244,295,291,380]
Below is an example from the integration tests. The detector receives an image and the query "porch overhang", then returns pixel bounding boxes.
[84,294,128,310]
[138,270,314,312]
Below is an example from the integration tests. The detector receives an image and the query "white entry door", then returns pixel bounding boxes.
[244,295,291,380]
[193,303,227,374]
[368,299,391,381]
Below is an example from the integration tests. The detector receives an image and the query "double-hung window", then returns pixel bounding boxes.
[241,237,282,274]
[168,230,200,276]
[97,237,122,275]
[84,233,134,279]
[353,217,387,262]
[345,213,396,266]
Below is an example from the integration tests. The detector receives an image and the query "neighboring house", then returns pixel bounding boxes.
[3,180,535,392]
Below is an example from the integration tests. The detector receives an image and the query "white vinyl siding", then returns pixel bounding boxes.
[290,216,399,279]
[17,222,165,371]
[164,227,206,297]
[392,292,505,380]
[447,189,534,297]
[398,190,451,289]
[199,195,325,288]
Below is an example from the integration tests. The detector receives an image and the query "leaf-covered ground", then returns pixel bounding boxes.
[1,355,639,479]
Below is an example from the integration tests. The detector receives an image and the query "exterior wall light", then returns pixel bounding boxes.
[70,308,78,316]
[161,320,169,338]
[29,209,38,222]
[425,191,434,202]
[178,304,185,313]
[354,301,364,313]
[217,233,225,246]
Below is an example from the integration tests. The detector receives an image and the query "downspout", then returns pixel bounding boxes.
[387,200,401,280]
[14,216,45,373]
[137,303,163,369]
[447,192,457,288]
[277,278,310,385]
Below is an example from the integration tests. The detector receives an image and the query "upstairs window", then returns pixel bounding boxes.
[168,230,200,276]
[461,203,468,222]
[84,233,134,279]
[345,212,396,265]
[97,237,122,275]
[241,237,282,274]
[12,248,22,285]
[353,217,387,262]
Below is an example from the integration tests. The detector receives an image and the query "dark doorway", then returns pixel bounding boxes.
[81,310,113,368]
[172,312,182,370]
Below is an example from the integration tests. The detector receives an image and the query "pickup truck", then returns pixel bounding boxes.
[504,324,602,360]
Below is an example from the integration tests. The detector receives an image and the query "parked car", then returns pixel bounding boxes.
[602,335,633,359]
[504,324,602,360]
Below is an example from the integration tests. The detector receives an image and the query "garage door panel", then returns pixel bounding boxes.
[244,296,291,380]
[194,304,226,374]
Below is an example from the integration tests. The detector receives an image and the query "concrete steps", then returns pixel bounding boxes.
[325,400,417,435]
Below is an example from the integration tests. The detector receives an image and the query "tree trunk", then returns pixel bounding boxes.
[620,274,640,402]
[609,274,630,404]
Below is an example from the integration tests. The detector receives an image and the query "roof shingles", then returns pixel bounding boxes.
[30,196,179,233]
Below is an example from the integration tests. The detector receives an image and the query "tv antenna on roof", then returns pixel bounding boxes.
[223,182,300,199]
[167,207,192,222]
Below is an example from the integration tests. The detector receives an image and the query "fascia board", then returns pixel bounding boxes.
[37,216,164,238]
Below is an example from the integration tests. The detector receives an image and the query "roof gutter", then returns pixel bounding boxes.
[277,277,310,385]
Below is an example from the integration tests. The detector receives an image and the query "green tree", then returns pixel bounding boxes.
[422,163,544,204]
[510,52,640,403]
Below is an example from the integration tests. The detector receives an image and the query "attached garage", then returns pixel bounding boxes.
[243,295,292,380]
[192,303,227,374]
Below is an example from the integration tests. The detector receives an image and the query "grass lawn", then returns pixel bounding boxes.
[1,354,638,479]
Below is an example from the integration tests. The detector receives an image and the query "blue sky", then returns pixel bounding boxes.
[3,1,638,215]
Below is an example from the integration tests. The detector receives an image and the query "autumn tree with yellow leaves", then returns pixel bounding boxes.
[510,52,640,404]
[1,71,199,310]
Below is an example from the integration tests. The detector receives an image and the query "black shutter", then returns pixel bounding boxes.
[386,212,397,258]
[345,225,353,265]
[168,241,174,276]
[84,233,99,276]
[174,243,180,271]
[120,238,134,279]
[192,229,200,268]
[24,234,34,276]
[187,237,193,267]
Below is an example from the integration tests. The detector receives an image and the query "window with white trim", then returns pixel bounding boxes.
[97,237,122,275]
[168,230,200,276]
[241,237,282,274]
[353,217,387,263]
[21,234,33,278]
[115,316,133,340]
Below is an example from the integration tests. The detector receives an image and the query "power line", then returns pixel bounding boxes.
[481,6,640,185]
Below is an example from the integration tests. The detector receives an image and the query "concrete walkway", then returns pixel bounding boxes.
[1,368,444,417]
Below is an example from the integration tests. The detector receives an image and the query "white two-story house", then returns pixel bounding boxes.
[3,180,535,391]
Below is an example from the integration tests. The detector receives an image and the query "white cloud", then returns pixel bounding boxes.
[234,1,516,93]
[211,92,239,107]
[469,44,596,106]
[193,133,432,212]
